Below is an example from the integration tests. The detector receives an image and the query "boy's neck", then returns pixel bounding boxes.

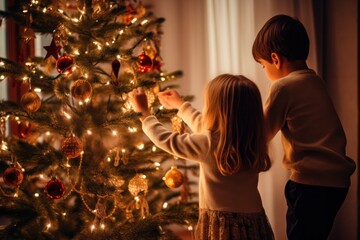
[282,60,309,75]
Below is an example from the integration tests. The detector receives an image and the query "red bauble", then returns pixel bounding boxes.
[19,121,32,138]
[137,52,152,73]
[3,166,24,188]
[56,56,74,74]
[61,136,83,158]
[45,177,65,199]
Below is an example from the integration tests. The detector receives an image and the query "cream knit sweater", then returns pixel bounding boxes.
[142,102,264,213]
[265,69,356,187]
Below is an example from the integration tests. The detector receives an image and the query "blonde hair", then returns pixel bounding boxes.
[202,74,271,176]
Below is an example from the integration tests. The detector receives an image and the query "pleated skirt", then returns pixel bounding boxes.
[194,208,274,240]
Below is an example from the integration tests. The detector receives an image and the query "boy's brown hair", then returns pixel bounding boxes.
[252,14,310,62]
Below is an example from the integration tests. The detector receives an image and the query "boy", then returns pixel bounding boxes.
[252,14,356,240]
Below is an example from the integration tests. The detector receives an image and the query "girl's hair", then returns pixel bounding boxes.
[203,74,271,176]
[252,14,309,63]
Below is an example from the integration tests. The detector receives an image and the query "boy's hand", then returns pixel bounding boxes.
[128,87,151,120]
[157,90,184,109]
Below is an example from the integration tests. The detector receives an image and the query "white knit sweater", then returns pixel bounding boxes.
[264,69,356,187]
[142,102,264,213]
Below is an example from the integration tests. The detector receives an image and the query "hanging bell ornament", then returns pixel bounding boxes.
[3,166,24,188]
[71,79,93,101]
[164,165,184,189]
[56,56,74,74]
[137,52,152,73]
[61,135,83,158]
[20,91,41,112]
[45,177,65,199]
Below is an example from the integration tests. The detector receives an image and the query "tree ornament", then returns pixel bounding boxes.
[61,135,83,158]
[92,0,109,19]
[71,78,93,101]
[119,5,137,24]
[3,166,24,188]
[56,56,74,74]
[45,177,65,199]
[152,57,163,71]
[164,165,184,189]
[136,52,152,73]
[144,45,156,59]
[128,174,148,197]
[18,121,32,139]
[20,90,41,112]
[111,59,121,86]
[180,169,190,204]
[44,38,62,60]
[53,24,69,46]
[127,174,150,220]
[22,28,35,44]
[171,116,185,134]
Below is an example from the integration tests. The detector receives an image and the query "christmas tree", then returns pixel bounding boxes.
[0,0,198,239]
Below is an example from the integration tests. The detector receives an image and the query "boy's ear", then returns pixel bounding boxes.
[271,52,281,69]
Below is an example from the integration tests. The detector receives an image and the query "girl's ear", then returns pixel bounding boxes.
[271,52,281,69]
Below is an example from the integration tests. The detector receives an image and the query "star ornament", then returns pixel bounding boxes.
[44,39,62,60]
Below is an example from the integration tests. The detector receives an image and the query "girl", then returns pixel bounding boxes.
[128,74,274,240]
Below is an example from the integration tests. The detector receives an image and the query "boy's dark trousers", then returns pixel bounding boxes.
[285,180,349,240]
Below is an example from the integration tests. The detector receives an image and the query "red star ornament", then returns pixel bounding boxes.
[44,38,62,60]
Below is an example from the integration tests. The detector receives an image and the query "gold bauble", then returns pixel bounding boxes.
[71,79,93,101]
[164,166,184,189]
[128,174,148,197]
[20,91,41,112]
[61,136,83,158]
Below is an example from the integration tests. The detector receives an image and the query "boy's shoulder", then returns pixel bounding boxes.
[273,69,319,88]
[270,69,322,98]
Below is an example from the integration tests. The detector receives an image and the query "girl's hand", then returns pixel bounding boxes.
[157,90,184,109]
[128,87,151,120]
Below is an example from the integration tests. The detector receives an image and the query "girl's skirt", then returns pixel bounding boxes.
[194,208,274,240]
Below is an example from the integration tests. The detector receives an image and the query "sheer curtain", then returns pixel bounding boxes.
[206,1,317,239]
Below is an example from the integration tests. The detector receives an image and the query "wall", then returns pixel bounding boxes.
[325,0,358,240]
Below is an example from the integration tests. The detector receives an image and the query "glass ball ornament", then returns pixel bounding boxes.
[136,52,152,73]
[20,91,41,112]
[19,121,32,139]
[3,166,24,188]
[128,174,148,197]
[44,177,65,199]
[70,79,93,101]
[56,56,74,74]
[164,165,184,189]
[61,136,83,158]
